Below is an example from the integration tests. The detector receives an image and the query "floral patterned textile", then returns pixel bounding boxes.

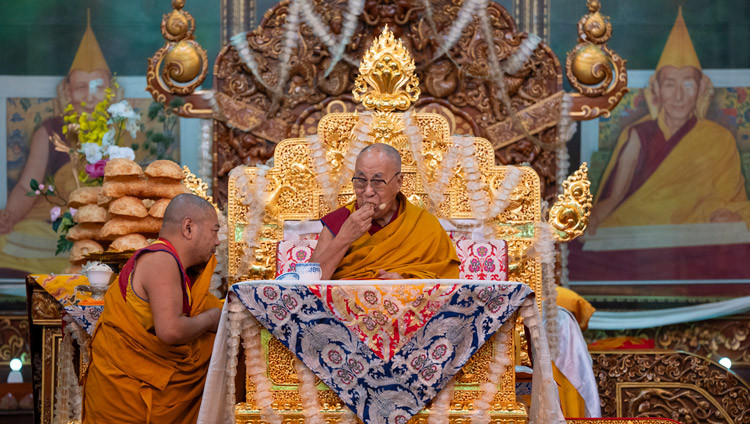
[231,280,531,424]
[308,283,458,360]
[275,239,318,277]
[274,238,508,281]
[454,239,508,280]
[32,274,103,335]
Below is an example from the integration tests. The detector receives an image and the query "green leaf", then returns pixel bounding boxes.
[131,143,140,150]
[51,217,63,232]
[148,102,162,120]
[169,97,185,109]
[55,237,73,256]
[29,179,39,191]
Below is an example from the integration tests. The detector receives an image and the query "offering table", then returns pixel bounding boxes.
[198,279,564,424]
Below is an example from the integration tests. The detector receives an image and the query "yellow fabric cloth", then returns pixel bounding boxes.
[655,7,702,71]
[82,255,221,424]
[596,113,750,227]
[332,195,460,280]
[553,362,587,418]
[125,273,154,332]
[555,286,595,331]
[0,163,76,274]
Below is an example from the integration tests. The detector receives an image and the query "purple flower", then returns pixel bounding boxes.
[49,206,61,222]
[85,159,108,179]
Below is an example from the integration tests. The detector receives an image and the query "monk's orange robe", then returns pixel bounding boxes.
[82,241,221,424]
[331,194,460,280]
[596,111,750,227]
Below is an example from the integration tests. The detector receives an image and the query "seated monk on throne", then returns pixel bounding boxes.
[310,143,460,280]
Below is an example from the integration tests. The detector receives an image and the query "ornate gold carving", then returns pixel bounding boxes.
[0,317,29,364]
[41,327,62,424]
[549,162,592,242]
[485,92,564,150]
[146,0,212,117]
[161,1,195,42]
[204,0,575,205]
[353,26,420,112]
[566,0,628,119]
[182,165,215,206]
[31,290,62,323]
[585,317,750,367]
[567,420,680,424]
[591,351,750,423]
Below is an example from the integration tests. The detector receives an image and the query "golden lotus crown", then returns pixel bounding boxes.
[352,25,420,112]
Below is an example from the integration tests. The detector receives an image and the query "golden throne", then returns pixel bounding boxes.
[224,27,590,423]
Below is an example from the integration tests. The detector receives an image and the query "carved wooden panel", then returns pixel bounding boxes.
[0,316,29,365]
[211,0,562,206]
[590,351,749,424]
[585,317,750,379]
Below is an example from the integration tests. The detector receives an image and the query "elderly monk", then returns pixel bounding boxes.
[589,8,750,234]
[310,143,459,280]
[83,194,222,423]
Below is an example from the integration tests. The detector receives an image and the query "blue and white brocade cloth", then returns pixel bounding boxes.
[231,280,532,424]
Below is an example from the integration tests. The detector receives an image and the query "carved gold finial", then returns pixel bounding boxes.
[353,25,420,112]
[182,165,217,209]
[549,163,593,242]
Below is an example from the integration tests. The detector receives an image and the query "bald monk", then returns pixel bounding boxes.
[310,143,459,280]
[83,194,222,423]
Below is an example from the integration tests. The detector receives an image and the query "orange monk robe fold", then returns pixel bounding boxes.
[82,255,221,424]
[332,195,460,280]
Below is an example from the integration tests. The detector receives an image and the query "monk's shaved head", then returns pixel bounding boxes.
[161,193,216,233]
[358,143,401,170]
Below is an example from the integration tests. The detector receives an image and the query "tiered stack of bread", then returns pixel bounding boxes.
[65,159,189,270]
[67,187,107,268]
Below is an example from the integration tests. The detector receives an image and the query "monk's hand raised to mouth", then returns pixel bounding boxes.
[378,269,402,279]
[338,203,374,244]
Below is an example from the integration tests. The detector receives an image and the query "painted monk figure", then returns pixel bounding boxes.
[82,194,222,423]
[310,143,459,280]
[589,8,750,234]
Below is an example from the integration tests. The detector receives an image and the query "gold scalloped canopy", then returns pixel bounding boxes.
[352,26,420,112]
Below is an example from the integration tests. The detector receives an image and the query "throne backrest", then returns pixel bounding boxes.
[227,113,543,298]
[227,27,546,305]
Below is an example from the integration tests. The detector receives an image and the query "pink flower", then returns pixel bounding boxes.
[85,159,108,179]
[69,208,77,216]
[49,206,61,222]
[38,184,45,190]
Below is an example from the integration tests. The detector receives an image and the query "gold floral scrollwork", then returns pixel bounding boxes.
[182,165,216,207]
[566,0,628,119]
[549,162,592,242]
[352,26,420,112]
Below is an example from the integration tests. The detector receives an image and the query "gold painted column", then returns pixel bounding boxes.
[514,0,550,43]
[221,0,256,44]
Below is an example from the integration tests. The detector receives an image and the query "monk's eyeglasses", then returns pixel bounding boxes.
[351,172,401,191]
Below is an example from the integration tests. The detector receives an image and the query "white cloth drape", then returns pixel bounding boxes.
[588,296,750,330]
[551,307,601,418]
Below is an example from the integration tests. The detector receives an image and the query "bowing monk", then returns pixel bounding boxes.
[310,143,459,280]
[83,193,222,423]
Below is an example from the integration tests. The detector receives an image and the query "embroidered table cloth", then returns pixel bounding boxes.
[31,274,103,335]
[198,280,564,424]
